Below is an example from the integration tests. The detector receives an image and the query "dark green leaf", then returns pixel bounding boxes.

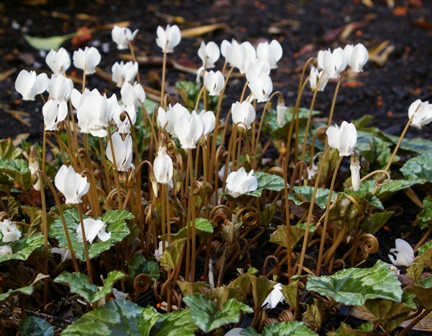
[418,196,432,229]
[0,139,23,160]
[54,271,125,304]
[19,316,54,336]
[62,300,144,336]
[128,253,160,279]
[151,308,196,336]
[359,179,419,201]
[0,234,44,262]
[400,154,432,183]
[306,260,403,306]
[0,286,34,302]
[269,224,315,249]
[289,186,335,209]
[49,209,132,260]
[244,321,317,336]
[0,157,32,190]
[159,238,186,271]
[360,211,394,234]
[344,189,384,209]
[183,294,253,333]
[160,217,213,241]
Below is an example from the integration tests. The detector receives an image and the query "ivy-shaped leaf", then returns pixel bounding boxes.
[405,275,432,310]
[417,196,432,229]
[335,321,374,336]
[19,316,54,336]
[360,211,394,234]
[160,217,213,241]
[0,157,32,190]
[306,260,403,306]
[269,224,316,249]
[149,308,196,336]
[387,135,432,155]
[159,238,186,271]
[49,209,132,260]
[183,294,253,333]
[400,154,432,183]
[62,299,144,335]
[54,271,125,304]
[289,186,335,209]
[128,253,160,279]
[359,179,419,201]
[0,234,44,262]
[344,189,384,210]
[0,273,47,302]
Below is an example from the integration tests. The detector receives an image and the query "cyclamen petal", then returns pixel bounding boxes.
[54,165,90,204]
[226,167,258,194]
[76,218,110,244]
[15,70,48,100]
[73,47,101,75]
[388,238,414,267]
[326,121,357,156]
[156,24,181,53]
[262,283,285,310]
[408,99,432,129]
[232,101,256,130]
[45,48,71,75]
[112,25,138,50]
[153,145,173,186]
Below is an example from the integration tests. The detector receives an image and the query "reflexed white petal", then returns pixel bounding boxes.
[232,101,255,130]
[46,48,71,75]
[156,24,181,53]
[262,283,285,310]
[154,146,173,186]
[55,165,89,204]
[349,43,368,72]
[73,47,101,74]
[77,218,109,244]
[388,238,414,267]
[0,245,13,255]
[200,110,216,135]
[226,167,258,194]
[0,220,21,243]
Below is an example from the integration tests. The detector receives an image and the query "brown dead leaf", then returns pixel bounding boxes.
[172,59,200,75]
[6,110,31,127]
[342,80,363,88]
[13,133,30,147]
[0,68,16,82]
[181,23,226,38]
[92,21,131,32]
[71,27,92,46]
[362,0,373,8]
[368,40,395,66]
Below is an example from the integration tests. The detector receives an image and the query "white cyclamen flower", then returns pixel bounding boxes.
[112,61,138,87]
[112,25,139,50]
[52,247,72,262]
[175,111,209,149]
[221,39,256,74]
[76,218,111,244]
[15,70,48,100]
[408,99,432,129]
[73,47,101,75]
[204,70,225,96]
[106,132,134,172]
[112,104,136,134]
[45,47,71,75]
[317,47,347,79]
[309,65,329,92]
[388,238,414,267]
[154,241,168,261]
[28,146,41,191]
[121,82,146,109]
[350,154,361,191]
[262,283,285,310]
[0,219,21,243]
[47,74,73,103]
[231,101,256,130]
[0,245,13,255]
[42,99,68,131]
[196,41,220,81]
[344,43,368,73]
[54,165,90,204]
[226,167,258,194]
[153,145,173,186]
[326,121,357,156]
[71,88,113,137]
[256,40,283,69]
[248,73,273,103]
[157,103,190,137]
[156,24,181,53]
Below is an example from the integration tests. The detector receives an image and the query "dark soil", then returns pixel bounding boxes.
[0,0,432,334]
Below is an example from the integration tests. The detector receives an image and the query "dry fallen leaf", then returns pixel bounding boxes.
[368,40,395,66]
[181,23,226,38]
[13,133,30,147]
[0,68,16,82]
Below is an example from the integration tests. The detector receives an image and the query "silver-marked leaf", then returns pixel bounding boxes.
[290,186,335,209]
[49,209,132,260]
[54,271,125,304]
[242,321,317,336]
[0,234,44,262]
[400,154,432,183]
[19,316,54,336]
[62,299,144,335]
[306,260,403,306]
[359,179,419,201]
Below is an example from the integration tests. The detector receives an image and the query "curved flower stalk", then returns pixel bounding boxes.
[42,99,68,131]
[388,238,414,267]
[76,218,111,244]
[157,103,190,137]
[111,25,138,50]
[225,167,258,194]
[45,47,71,75]
[0,219,21,243]
[317,47,347,79]
[47,74,74,103]
[204,70,225,96]
[221,39,256,74]
[71,88,114,137]
[408,99,432,129]
[120,82,145,109]
[344,43,368,73]
[112,104,136,134]
[326,121,357,156]
[153,144,173,186]
[112,61,138,87]
[73,46,101,75]
[54,165,90,204]
[196,41,220,82]
[309,65,329,92]
[106,132,134,172]
[231,100,256,130]
[15,70,48,100]
[156,24,181,53]
[256,40,283,69]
